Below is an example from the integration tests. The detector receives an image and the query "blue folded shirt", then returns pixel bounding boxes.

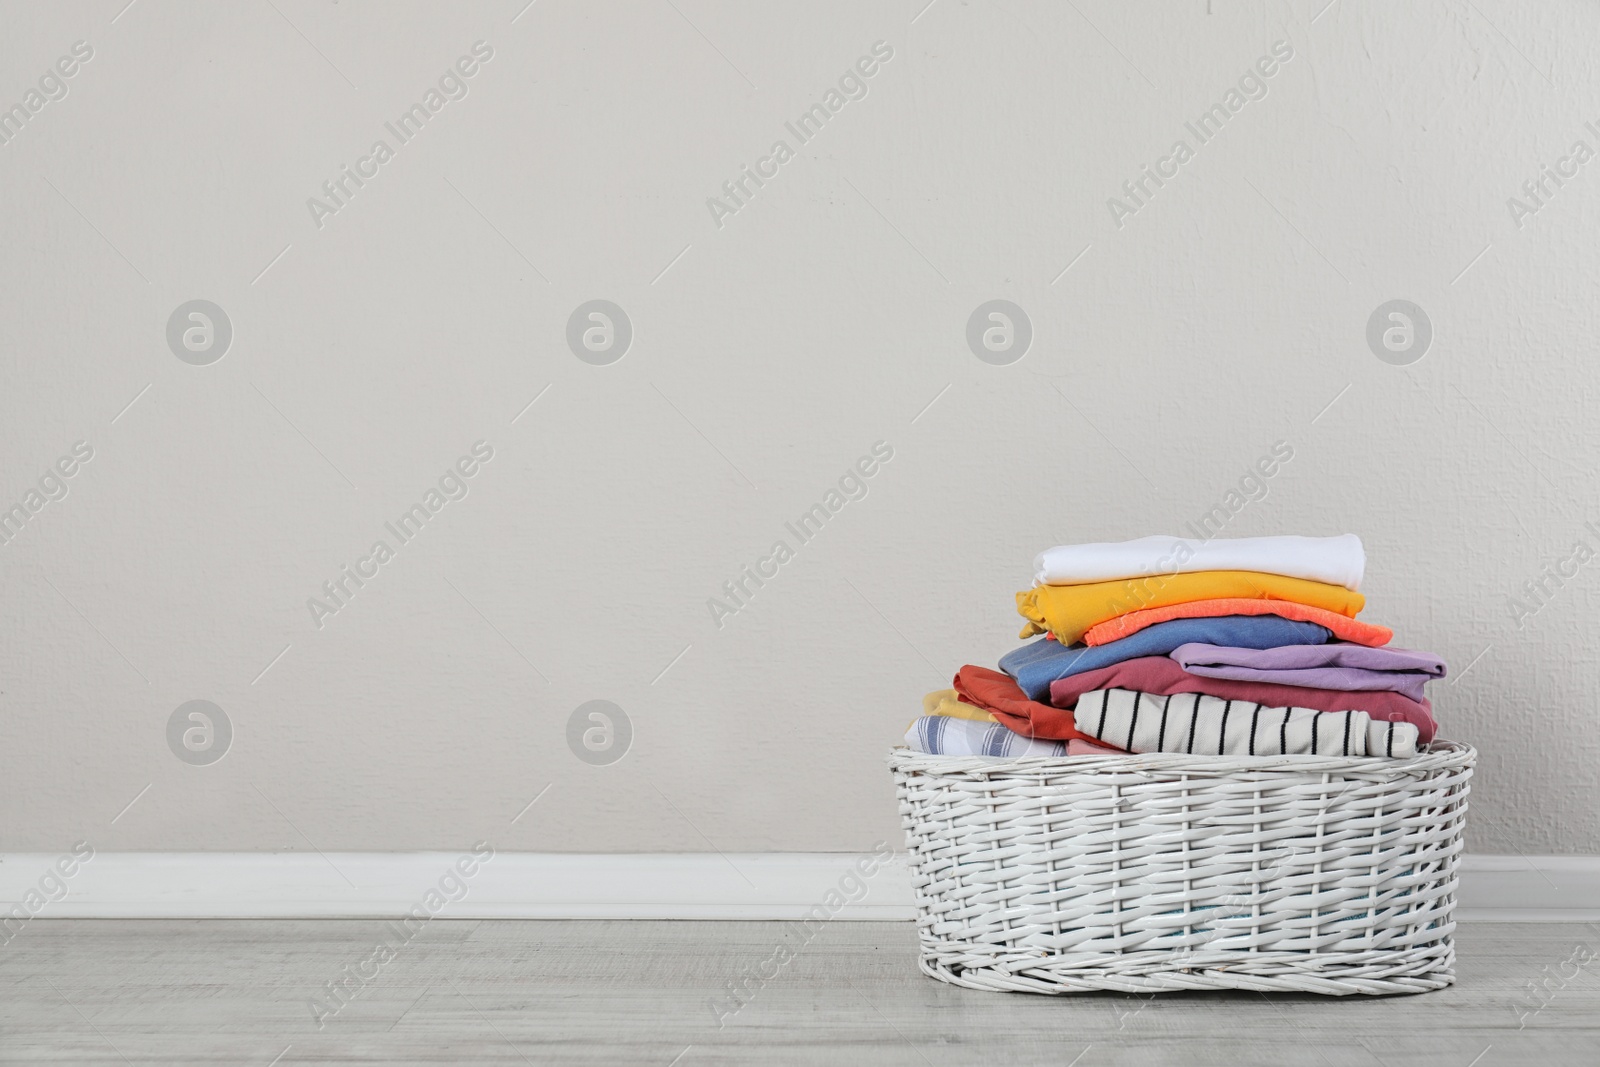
[998,615,1334,702]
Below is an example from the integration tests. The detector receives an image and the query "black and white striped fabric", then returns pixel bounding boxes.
[1074,688,1419,757]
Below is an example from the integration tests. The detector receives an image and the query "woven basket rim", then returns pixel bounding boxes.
[887,738,1475,777]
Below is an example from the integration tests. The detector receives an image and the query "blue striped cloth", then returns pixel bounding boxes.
[904,715,1066,757]
[999,615,1334,702]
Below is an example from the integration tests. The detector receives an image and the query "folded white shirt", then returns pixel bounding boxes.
[1033,534,1365,590]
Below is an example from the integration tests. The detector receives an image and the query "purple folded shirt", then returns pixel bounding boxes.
[1170,642,1447,702]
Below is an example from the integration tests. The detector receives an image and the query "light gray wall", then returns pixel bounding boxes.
[2,0,1593,854]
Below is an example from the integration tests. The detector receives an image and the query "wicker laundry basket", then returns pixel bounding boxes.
[888,741,1474,995]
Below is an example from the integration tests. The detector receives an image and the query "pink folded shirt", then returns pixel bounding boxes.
[1067,738,1127,756]
[1170,643,1447,703]
[1046,655,1437,743]
[1083,598,1393,648]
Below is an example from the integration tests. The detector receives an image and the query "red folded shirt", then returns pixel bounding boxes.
[1043,656,1437,743]
[952,665,1100,742]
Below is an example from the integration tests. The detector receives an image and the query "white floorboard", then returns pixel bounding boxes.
[1,919,1596,1065]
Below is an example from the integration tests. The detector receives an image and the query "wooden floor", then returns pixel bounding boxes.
[1,920,1596,1065]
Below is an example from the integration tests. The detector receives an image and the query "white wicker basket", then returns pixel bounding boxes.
[889,740,1474,996]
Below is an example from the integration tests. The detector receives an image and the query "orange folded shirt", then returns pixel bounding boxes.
[1084,598,1392,648]
[952,665,1098,743]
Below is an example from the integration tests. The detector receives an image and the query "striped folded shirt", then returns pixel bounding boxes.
[1074,688,1419,757]
[903,715,1066,757]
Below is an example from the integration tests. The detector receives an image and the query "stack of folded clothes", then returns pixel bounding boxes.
[905,534,1446,759]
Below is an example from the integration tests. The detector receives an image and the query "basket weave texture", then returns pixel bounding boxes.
[889,741,1474,995]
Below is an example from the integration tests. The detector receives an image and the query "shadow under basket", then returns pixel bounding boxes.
[888,740,1475,996]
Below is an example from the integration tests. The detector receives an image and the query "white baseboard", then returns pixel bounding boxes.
[0,852,915,921]
[1454,854,1600,921]
[1,852,1594,921]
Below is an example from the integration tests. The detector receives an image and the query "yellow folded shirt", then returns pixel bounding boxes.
[1015,570,1366,645]
[914,689,996,730]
